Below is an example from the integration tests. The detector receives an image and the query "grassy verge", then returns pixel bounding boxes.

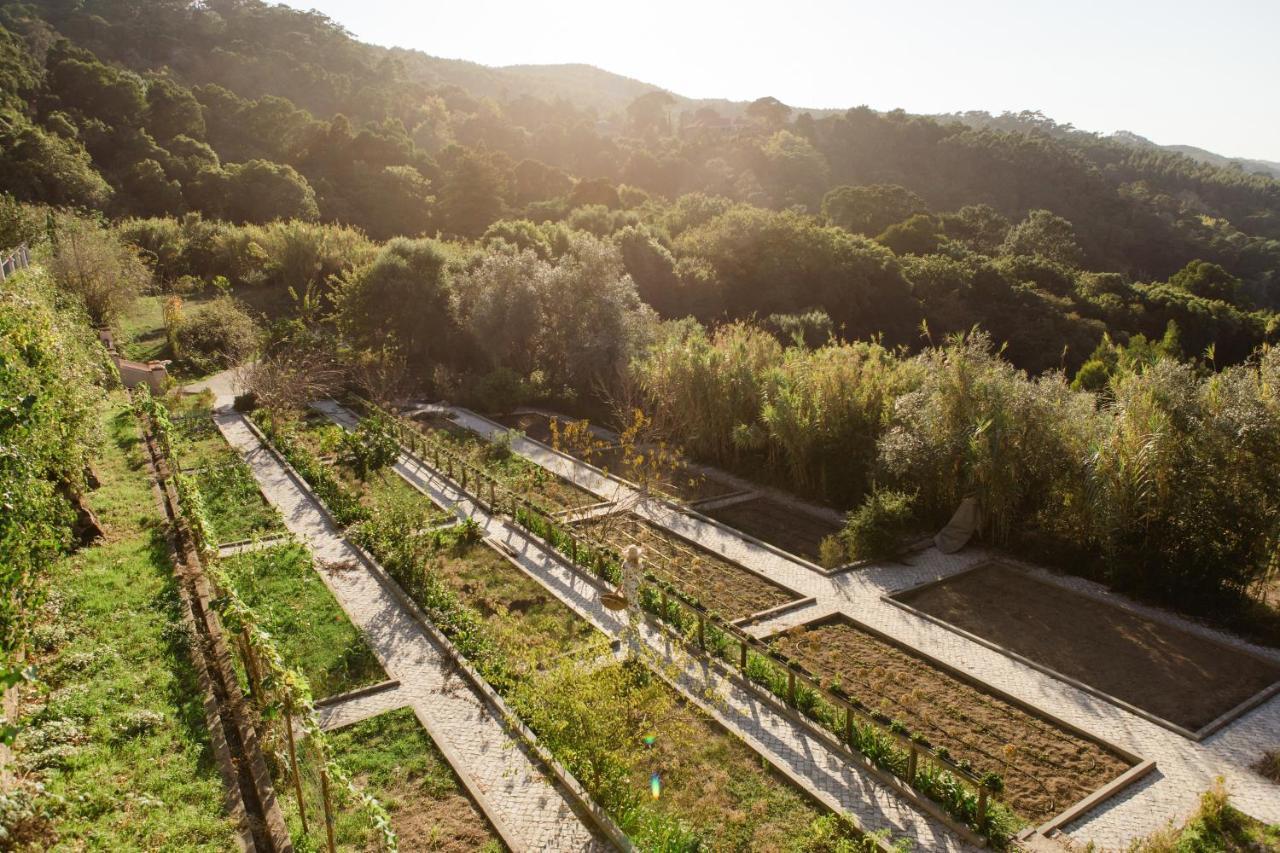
[218,544,385,701]
[164,391,285,544]
[322,708,504,852]
[6,398,237,850]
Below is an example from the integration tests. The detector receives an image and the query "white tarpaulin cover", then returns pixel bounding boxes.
[934,495,979,553]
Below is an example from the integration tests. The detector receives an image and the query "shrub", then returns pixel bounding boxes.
[841,489,916,561]
[339,414,400,479]
[172,295,257,372]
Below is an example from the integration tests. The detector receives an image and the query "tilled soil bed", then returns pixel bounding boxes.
[577,514,800,621]
[701,496,842,563]
[769,614,1133,824]
[896,562,1280,733]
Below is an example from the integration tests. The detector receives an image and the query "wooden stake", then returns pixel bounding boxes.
[697,613,706,649]
[319,763,337,853]
[907,743,919,782]
[977,786,989,826]
[740,639,749,670]
[284,695,308,834]
[844,705,854,745]
[788,669,796,705]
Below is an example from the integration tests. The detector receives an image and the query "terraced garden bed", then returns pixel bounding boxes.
[292,412,455,521]
[411,412,600,511]
[894,562,1280,735]
[429,538,603,669]
[165,394,285,544]
[701,495,842,564]
[365,521,867,849]
[575,513,800,621]
[323,708,504,852]
[220,544,386,700]
[494,411,740,504]
[512,658,868,852]
[766,614,1134,824]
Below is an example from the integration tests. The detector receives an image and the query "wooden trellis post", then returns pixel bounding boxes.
[844,705,854,746]
[697,613,706,650]
[977,785,989,826]
[740,638,749,670]
[240,631,263,702]
[319,763,337,853]
[907,743,919,782]
[283,695,308,834]
[787,668,797,705]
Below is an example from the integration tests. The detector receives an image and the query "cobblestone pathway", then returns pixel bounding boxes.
[312,400,974,852]
[442,405,1280,851]
[213,408,607,853]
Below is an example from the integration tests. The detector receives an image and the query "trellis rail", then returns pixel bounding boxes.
[0,243,30,280]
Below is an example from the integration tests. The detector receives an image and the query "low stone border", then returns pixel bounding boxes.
[313,678,402,710]
[239,410,630,852]
[886,559,1280,742]
[216,534,292,558]
[732,595,820,628]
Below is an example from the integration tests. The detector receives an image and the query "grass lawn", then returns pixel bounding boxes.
[218,544,385,701]
[164,391,285,545]
[314,708,504,852]
[10,397,237,850]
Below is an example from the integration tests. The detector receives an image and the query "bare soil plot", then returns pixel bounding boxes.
[701,496,841,563]
[577,514,800,620]
[323,707,504,852]
[895,562,1280,734]
[768,614,1133,824]
[412,414,600,511]
[494,412,740,503]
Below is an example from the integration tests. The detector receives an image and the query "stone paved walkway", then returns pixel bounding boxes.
[445,406,1280,851]
[313,400,973,852]
[213,408,607,853]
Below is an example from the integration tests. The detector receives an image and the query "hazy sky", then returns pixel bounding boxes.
[283,0,1280,161]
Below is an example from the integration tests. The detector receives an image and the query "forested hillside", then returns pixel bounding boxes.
[2,0,1280,624]
[2,0,1279,376]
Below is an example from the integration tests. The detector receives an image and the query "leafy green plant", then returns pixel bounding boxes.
[841,488,916,561]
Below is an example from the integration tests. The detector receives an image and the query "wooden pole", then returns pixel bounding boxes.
[697,613,706,650]
[977,786,989,826]
[283,695,308,834]
[788,669,796,705]
[907,743,919,782]
[740,639,749,670]
[844,705,854,746]
[319,763,337,853]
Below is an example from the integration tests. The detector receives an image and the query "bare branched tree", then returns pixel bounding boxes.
[240,346,344,423]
